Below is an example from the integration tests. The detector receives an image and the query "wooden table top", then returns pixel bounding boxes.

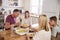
[0,30,33,40]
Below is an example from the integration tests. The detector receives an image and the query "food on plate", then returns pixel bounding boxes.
[16,29,27,33]
[22,24,29,28]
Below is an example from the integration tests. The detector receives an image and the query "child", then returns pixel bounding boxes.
[49,16,60,40]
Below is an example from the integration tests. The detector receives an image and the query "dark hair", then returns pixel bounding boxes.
[25,11,29,13]
[50,16,57,21]
[13,9,20,12]
[24,11,30,18]
[20,10,22,13]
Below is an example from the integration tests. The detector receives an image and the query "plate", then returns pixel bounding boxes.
[15,28,29,35]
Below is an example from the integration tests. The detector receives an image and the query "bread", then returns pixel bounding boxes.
[22,24,29,28]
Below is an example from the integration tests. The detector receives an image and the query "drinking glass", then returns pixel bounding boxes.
[10,24,15,37]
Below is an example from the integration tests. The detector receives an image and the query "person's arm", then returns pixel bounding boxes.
[26,34,30,40]
[5,16,11,29]
[15,17,21,26]
[5,22,20,29]
[29,26,38,32]
[14,22,20,26]
[4,20,19,29]
[4,22,11,29]
[51,35,56,40]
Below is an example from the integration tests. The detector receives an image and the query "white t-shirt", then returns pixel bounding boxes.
[33,30,51,40]
[22,17,32,25]
[32,24,51,40]
[51,25,60,37]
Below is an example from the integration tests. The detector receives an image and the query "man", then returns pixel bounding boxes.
[5,9,20,29]
[49,16,60,40]
[16,10,22,23]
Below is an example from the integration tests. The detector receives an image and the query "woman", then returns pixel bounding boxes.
[22,11,31,26]
[27,14,51,40]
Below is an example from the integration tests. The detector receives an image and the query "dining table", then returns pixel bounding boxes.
[0,29,34,40]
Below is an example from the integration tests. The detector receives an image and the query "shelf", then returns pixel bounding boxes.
[2,0,23,8]
[1,6,23,8]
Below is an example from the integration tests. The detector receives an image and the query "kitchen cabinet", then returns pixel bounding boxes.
[2,0,23,7]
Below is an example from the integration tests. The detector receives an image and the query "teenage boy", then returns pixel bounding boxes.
[49,16,60,40]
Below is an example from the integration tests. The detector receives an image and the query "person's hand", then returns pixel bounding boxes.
[26,34,30,40]
[4,22,11,29]
[15,22,20,26]
[30,27,38,32]
[29,25,31,29]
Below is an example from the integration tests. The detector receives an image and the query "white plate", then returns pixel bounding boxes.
[15,28,29,35]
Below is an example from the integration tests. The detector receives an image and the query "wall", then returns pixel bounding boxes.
[41,0,59,23]
[23,0,59,20]
[58,0,60,25]
[23,0,30,11]
[42,0,59,17]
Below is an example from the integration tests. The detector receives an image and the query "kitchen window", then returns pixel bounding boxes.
[30,0,43,15]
